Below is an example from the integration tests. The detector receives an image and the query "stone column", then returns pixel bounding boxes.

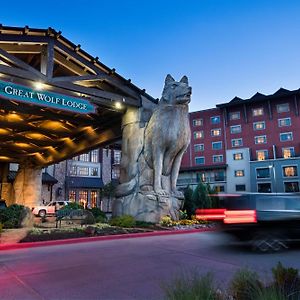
[0,163,12,205]
[13,162,42,208]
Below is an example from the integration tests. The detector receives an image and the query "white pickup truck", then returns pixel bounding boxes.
[32,201,69,217]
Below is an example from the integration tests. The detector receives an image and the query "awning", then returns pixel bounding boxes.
[8,171,58,184]
[66,176,104,189]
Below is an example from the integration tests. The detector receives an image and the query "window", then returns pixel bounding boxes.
[255,135,267,144]
[70,166,77,176]
[194,144,204,152]
[253,121,265,130]
[215,171,225,181]
[284,182,299,192]
[193,118,203,126]
[233,153,243,160]
[195,157,205,165]
[91,149,98,163]
[68,190,76,202]
[280,132,293,142]
[213,155,223,163]
[230,125,241,134]
[79,153,89,162]
[252,107,264,116]
[78,166,89,176]
[231,138,243,147]
[215,185,225,192]
[78,190,88,207]
[91,167,99,176]
[229,112,240,120]
[114,150,121,164]
[278,118,291,127]
[277,103,290,113]
[211,128,221,137]
[258,183,271,193]
[194,131,204,139]
[283,166,298,177]
[211,116,220,124]
[196,172,206,182]
[72,156,79,161]
[236,184,246,191]
[235,170,245,177]
[282,147,295,158]
[256,150,268,161]
[256,168,270,178]
[212,141,222,150]
[90,191,98,208]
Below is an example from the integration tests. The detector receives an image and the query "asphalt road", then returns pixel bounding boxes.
[1,231,300,300]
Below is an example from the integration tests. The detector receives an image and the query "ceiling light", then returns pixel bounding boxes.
[34,81,45,90]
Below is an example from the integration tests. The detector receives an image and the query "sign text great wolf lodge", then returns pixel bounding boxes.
[0,80,95,114]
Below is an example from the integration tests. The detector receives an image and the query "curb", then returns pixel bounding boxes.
[0,227,215,251]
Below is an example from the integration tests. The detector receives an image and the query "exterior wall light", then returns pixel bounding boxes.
[34,81,45,90]
[115,102,122,109]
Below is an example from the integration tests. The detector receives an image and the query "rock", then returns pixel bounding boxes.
[19,207,35,228]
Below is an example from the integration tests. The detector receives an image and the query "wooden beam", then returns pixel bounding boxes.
[0,43,43,54]
[0,64,43,81]
[0,48,46,80]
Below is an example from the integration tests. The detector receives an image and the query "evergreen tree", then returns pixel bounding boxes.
[183,185,194,217]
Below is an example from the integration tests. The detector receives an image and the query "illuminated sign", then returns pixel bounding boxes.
[0,80,95,114]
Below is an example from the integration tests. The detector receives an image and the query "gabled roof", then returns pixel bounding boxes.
[8,171,58,184]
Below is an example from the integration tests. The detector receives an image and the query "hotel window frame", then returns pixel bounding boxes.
[255,135,267,144]
[211,128,221,137]
[278,117,291,127]
[213,155,223,163]
[90,190,98,208]
[235,170,245,177]
[195,156,205,165]
[112,167,120,179]
[233,153,243,160]
[194,144,204,152]
[253,121,266,131]
[212,141,222,150]
[257,182,272,193]
[113,150,121,164]
[282,147,295,158]
[193,130,204,139]
[70,165,77,176]
[284,181,300,192]
[252,107,264,117]
[256,167,270,179]
[229,111,240,120]
[282,165,298,177]
[215,170,225,181]
[210,116,221,124]
[277,103,290,113]
[280,132,293,142]
[236,184,246,191]
[78,166,89,176]
[68,190,76,202]
[79,153,90,162]
[78,190,88,207]
[231,138,243,147]
[230,125,241,134]
[256,149,268,161]
[90,149,99,163]
[90,167,99,177]
[193,118,203,127]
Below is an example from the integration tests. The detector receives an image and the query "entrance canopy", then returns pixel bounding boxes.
[0,25,156,166]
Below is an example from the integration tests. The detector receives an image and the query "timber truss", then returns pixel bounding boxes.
[0,25,156,166]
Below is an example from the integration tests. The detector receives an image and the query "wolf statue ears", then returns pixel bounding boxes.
[165,74,189,85]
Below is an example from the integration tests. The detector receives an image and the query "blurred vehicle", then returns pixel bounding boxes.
[32,201,69,217]
[0,199,7,209]
[196,193,300,252]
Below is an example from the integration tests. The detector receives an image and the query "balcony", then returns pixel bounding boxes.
[177,176,226,186]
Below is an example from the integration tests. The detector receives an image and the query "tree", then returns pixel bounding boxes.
[101,182,116,212]
[183,185,194,217]
[192,181,212,210]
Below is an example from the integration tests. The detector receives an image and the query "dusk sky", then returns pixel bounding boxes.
[2,0,300,112]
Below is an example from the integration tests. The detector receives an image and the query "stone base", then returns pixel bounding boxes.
[113,192,183,223]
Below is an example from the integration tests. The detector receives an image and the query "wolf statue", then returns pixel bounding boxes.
[113,75,191,223]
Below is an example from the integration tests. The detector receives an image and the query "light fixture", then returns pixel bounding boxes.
[34,81,45,90]
[115,102,122,109]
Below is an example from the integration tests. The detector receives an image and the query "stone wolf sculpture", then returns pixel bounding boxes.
[143,74,191,196]
[114,74,191,222]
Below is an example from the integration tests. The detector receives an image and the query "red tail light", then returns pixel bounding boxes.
[223,210,257,224]
[195,208,226,221]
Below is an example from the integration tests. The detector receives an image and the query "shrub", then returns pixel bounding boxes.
[109,215,136,228]
[89,207,107,223]
[0,222,2,234]
[163,271,220,300]
[229,268,262,300]
[271,262,300,299]
[135,220,155,228]
[251,285,286,300]
[160,215,173,227]
[62,202,83,210]
[0,204,24,229]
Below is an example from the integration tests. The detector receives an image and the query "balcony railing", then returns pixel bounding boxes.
[177,176,226,186]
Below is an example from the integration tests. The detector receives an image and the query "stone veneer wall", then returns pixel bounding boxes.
[53,161,67,201]
[102,149,112,185]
